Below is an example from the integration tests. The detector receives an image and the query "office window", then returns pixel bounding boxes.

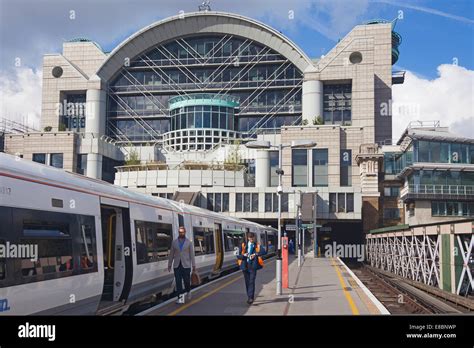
[32,153,46,164]
[340,149,352,186]
[269,151,279,187]
[323,83,352,124]
[313,149,328,187]
[264,193,288,212]
[329,193,337,213]
[384,187,400,197]
[417,140,430,162]
[135,220,173,264]
[337,193,345,212]
[77,154,87,175]
[346,193,354,213]
[235,193,258,212]
[383,208,400,219]
[236,193,243,212]
[50,153,63,168]
[432,201,474,216]
[207,193,229,213]
[292,149,307,187]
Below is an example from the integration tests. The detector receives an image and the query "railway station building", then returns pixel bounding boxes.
[3,10,407,245]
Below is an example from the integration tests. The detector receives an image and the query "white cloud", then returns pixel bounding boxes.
[0,68,42,129]
[392,64,474,140]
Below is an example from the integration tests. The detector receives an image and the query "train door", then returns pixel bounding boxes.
[212,223,223,275]
[100,204,133,303]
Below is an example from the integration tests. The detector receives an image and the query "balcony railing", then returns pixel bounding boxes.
[401,184,474,199]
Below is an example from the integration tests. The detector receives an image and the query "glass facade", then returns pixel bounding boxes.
[414,140,473,164]
[323,83,352,125]
[408,170,474,187]
[107,35,303,142]
[431,201,474,216]
[170,105,235,131]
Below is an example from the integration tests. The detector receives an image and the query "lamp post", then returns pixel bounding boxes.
[313,190,319,257]
[245,139,316,295]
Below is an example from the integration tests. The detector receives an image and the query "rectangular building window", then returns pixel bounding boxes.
[50,153,63,169]
[337,193,345,212]
[135,220,173,264]
[340,149,352,186]
[292,149,307,187]
[384,187,400,197]
[432,201,474,216]
[76,154,87,175]
[346,193,354,213]
[235,193,258,212]
[269,151,279,187]
[313,149,328,187]
[207,193,229,212]
[329,193,337,213]
[32,153,46,164]
[264,193,289,212]
[323,83,352,125]
[383,208,400,219]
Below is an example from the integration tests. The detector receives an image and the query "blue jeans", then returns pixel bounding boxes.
[174,262,191,296]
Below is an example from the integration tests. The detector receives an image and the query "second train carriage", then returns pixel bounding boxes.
[0,153,277,315]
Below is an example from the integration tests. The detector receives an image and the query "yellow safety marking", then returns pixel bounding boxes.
[168,274,243,316]
[330,258,360,315]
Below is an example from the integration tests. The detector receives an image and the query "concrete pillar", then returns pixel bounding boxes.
[85,89,106,180]
[302,79,323,124]
[255,150,270,187]
[86,89,106,136]
[86,153,103,180]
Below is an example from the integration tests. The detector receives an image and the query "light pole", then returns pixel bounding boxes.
[245,139,316,295]
[313,190,318,257]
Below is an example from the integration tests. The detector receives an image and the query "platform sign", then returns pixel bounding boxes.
[285,224,297,231]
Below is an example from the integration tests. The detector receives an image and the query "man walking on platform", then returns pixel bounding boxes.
[236,232,266,305]
[168,226,196,304]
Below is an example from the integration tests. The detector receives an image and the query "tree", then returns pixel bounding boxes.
[44,126,52,132]
[312,115,323,125]
[125,148,140,166]
[224,139,243,171]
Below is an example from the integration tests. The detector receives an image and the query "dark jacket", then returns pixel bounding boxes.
[236,242,267,271]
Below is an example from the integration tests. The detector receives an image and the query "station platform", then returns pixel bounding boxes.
[140,254,389,316]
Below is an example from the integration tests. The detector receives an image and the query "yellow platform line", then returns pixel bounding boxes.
[330,258,359,315]
[168,273,243,316]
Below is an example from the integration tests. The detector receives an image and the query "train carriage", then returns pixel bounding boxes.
[0,153,276,315]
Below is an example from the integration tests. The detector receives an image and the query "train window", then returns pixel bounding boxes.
[135,220,173,264]
[260,233,267,247]
[21,222,73,278]
[193,227,214,255]
[79,224,97,272]
[223,231,245,252]
[0,240,5,280]
[223,232,234,252]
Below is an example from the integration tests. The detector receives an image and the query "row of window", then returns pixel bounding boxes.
[170,106,235,131]
[235,193,259,212]
[329,193,354,213]
[291,149,352,187]
[431,201,474,217]
[113,65,301,87]
[207,193,230,213]
[32,153,64,168]
[264,193,289,212]
[416,140,474,164]
[383,208,401,219]
[408,170,474,187]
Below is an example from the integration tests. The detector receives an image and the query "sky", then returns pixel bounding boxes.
[0,0,473,141]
